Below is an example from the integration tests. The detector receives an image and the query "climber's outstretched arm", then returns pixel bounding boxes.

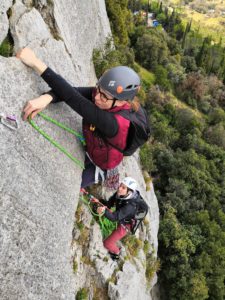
[17,48,118,138]
[17,48,53,120]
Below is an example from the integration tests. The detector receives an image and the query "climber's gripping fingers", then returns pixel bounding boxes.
[23,94,53,121]
[16,48,38,68]
[97,206,106,215]
[16,47,47,75]
[90,197,100,204]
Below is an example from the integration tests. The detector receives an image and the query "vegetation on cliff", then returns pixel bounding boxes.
[96,1,225,299]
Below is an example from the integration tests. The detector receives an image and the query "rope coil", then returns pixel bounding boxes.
[79,191,117,239]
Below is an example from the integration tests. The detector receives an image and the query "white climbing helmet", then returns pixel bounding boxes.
[121,177,138,192]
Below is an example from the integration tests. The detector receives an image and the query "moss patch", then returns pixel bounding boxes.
[143,240,150,255]
[75,288,89,300]
[73,259,78,273]
[0,35,13,57]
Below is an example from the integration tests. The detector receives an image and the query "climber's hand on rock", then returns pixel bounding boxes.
[16,48,47,75]
[16,48,38,68]
[97,206,105,215]
[23,94,53,121]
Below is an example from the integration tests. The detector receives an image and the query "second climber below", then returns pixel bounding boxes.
[17,48,141,189]
[95,177,140,260]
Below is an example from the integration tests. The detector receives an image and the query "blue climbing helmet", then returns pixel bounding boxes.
[97,66,140,100]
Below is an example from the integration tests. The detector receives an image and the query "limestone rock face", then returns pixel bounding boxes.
[108,261,150,300]
[0,0,13,44]
[0,1,159,300]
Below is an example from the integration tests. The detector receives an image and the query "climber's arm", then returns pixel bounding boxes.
[44,87,93,104]
[40,68,118,138]
[17,48,119,138]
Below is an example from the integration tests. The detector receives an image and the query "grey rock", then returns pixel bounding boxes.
[0,0,13,44]
[88,223,117,283]
[51,0,111,83]
[10,6,52,52]
[0,12,9,44]
[0,56,82,299]
[9,1,28,37]
[108,261,151,300]
[1,0,111,299]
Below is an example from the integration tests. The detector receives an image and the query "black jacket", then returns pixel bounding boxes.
[41,67,118,138]
[103,191,140,225]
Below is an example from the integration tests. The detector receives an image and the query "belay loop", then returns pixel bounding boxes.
[28,112,85,169]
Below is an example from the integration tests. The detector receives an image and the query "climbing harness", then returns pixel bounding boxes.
[104,167,120,190]
[0,113,19,131]
[28,112,85,169]
[79,188,117,238]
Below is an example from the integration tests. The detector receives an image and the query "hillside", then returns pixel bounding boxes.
[163,0,225,43]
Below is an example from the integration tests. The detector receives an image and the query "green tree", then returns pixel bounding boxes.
[192,211,225,300]
[181,55,198,72]
[93,38,135,78]
[105,0,132,47]
[159,206,205,300]
[154,65,171,90]
[140,142,155,173]
[135,31,169,70]
[205,123,225,149]
[166,62,185,85]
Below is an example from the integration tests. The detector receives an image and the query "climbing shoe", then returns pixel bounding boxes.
[109,252,120,261]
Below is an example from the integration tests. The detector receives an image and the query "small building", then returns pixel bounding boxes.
[152,20,160,27]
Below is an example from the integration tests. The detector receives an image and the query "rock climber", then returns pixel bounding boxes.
[17,48,142,189]
[95,177,140,260]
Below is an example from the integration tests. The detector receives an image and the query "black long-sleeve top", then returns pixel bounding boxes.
[41,67,118,138]
[103,192,139,224]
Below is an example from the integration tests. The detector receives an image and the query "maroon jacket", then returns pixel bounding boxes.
[41,68,131,169]
[83,103,130,170]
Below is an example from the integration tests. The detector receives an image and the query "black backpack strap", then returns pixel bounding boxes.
[115,109,132,120]
[131,219,142,234]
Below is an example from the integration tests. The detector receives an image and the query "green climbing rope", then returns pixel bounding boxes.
[79,193,117,239]
[29,112,85,169]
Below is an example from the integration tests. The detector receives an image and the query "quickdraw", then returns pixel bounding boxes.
[28,112,85,169]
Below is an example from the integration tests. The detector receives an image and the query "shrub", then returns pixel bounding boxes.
[140,143,155,173]
[0,36,13,57]
[145,254,160,282]
[123,235,143,257]
[76,288,88,300]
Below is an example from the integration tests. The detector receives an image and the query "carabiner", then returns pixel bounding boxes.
[0,113,19,131]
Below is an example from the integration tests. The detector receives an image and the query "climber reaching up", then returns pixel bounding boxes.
[16,48,148,189]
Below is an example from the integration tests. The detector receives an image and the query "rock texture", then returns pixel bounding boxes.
[0,0,13,44]
[0,1,159,299]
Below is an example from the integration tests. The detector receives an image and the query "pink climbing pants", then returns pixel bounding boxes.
[103,224,131,254]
